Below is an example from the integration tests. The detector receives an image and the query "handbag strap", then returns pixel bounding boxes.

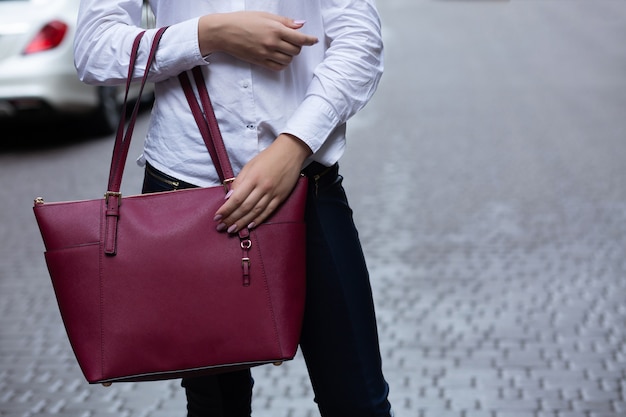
[106,26,235,191]
[106,27,168,194]
[103,26,241,255]
[103,27,166,255]
[178,67,235,185]
[102,27,239,254]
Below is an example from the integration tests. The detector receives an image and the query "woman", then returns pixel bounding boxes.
[74,1,392,416]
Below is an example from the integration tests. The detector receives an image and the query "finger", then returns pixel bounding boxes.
[284,18,306,29]
[223,193,272,234]
[301,34,319,46]
[282,30,318,48]
[216,186,267,232]
[244,197,282,231]
[269,51,295,66]
[213,183,251,226]
[276,40,302,57]
[265,42,305,70]
[263,59,289,72]
[227,195,281,234]
[271,15,305,30]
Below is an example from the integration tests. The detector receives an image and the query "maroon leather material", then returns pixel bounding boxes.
[34,182,306,383]
[32,28,307,384]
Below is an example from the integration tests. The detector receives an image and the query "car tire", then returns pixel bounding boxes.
[91,86,121,135]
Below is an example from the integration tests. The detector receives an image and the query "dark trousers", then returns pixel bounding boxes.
[142,163,392,417]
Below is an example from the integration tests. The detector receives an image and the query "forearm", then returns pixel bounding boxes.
[197,14,231,56]
[197,11,318,71]
[283,0,384,154]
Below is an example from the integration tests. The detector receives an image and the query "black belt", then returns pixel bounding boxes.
[147,161,338,190]
[302,162,339,195]
[302,162,338,180]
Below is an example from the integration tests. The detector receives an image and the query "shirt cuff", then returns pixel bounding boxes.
[155,17,209,75]
[281,95,340,154]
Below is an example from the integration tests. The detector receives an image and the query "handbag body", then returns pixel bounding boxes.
[32,28,307,384]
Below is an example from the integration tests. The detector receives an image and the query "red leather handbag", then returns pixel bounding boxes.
[32,28,307,384]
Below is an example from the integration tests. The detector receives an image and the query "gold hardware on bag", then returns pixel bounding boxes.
[104,191,122,205]
[222,177,235,193]
[102,382,112,387]
[34,197,44,206]
[273,362,283,366]
[240,236,252,286]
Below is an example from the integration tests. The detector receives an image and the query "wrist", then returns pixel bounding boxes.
[277,133,313,166]
[198,14,228,56]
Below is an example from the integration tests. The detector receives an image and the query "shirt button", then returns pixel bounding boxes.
[242,81,250,89]
[246,124,255,130]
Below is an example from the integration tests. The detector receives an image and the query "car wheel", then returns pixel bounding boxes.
[91,86,121,135]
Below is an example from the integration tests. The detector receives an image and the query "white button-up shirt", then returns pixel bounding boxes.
[74,0,384,187]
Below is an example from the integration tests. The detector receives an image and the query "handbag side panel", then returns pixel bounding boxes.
[252,177,308,358]
[34,200,106,382]
[253,222,306,359]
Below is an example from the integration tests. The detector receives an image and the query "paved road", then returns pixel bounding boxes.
[2,1,626,416]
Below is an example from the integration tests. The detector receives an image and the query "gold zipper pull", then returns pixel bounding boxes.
[314,175,320,197]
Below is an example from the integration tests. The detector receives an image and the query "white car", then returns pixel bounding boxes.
[0,0,154,134]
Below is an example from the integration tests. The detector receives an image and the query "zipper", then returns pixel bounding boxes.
[311,166,332,197]
[146,165,180,189]
[313,174,320,197]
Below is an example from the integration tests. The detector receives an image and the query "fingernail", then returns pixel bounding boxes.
[247,222,256,230]
[294,20,306,25]
[216,223,227,232]
[213,214,223,222]
[227,224,238,234]
[224,190,234,200]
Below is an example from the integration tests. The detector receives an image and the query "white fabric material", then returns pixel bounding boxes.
[74,0,383,187]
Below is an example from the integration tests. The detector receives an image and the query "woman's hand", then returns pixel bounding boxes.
[198,12,318,71]
[213,134,312,234]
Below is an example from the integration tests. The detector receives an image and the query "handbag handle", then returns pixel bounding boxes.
[103,27,166,255]
[107,27,167,194]
[178,67,235,186]
[106,26,236,192]
[103,27,238,255]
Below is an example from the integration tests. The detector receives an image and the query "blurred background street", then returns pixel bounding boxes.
[1,0,625,416]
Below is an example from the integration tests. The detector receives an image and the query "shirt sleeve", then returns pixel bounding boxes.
[74,0,207,86]
[281,0,384,154]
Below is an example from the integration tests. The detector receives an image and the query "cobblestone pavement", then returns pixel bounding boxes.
[2,1,626,416]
